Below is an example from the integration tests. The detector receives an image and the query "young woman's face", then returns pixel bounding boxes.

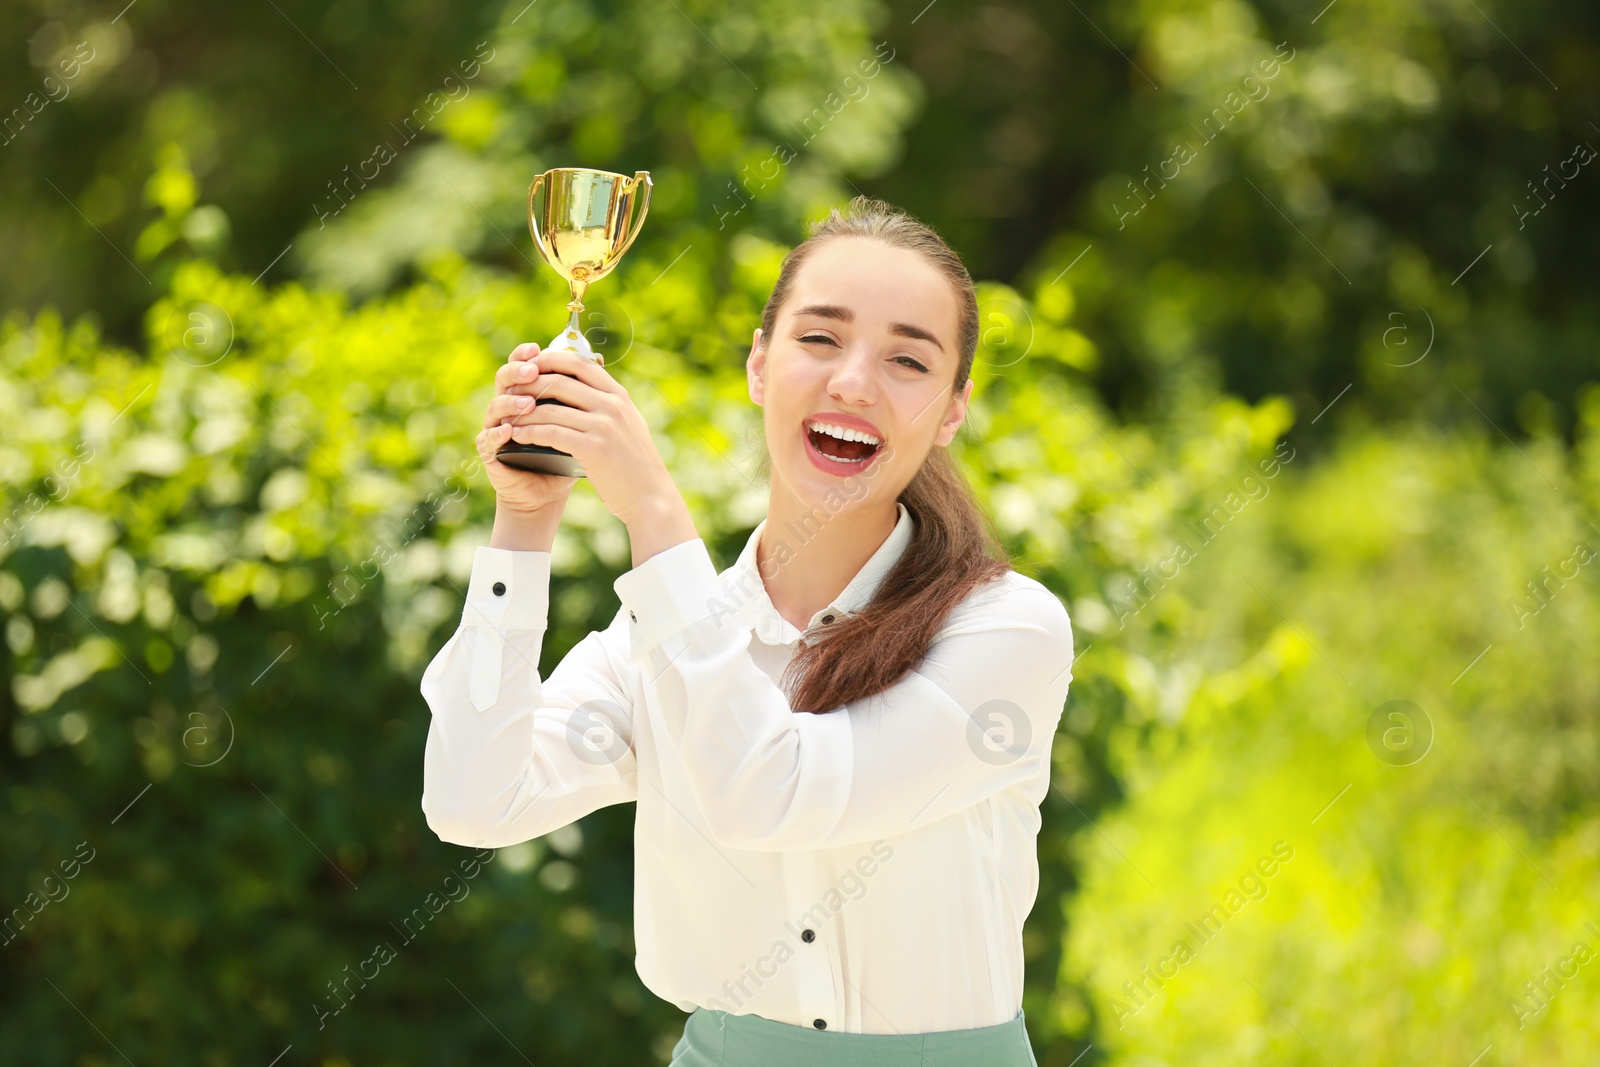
[747,236,972,509]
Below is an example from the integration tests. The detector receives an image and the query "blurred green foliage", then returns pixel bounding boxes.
[3,0,1598,1064]
[1058,412,1600,1063]
[6,0,1598,429]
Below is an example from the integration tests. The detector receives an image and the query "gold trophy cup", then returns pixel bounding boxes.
[495,166,652,477]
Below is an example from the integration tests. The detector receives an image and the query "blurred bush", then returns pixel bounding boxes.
[1057,409,1600,1064]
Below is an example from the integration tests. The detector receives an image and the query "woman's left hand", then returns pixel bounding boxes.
[508,349,691,538]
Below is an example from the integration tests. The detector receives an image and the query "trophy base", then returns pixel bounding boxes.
[495,441,586,478]
[490,314,602,478]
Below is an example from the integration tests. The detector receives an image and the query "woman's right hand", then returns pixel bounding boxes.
[477,342,579,517]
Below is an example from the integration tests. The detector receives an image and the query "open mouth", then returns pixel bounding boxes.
[804,420,883,468]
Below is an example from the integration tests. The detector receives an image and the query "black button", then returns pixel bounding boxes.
[801,928,815,943]
[813,1019,826,1030]
[821,614,835,624]
[492,582,506,596]
[629,610,637,623]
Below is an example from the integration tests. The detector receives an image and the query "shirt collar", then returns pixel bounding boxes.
[721,501,915,647]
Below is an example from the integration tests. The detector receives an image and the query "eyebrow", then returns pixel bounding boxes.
[791,303,946,353]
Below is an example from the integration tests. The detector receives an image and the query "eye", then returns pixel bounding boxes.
[797,333,928,372]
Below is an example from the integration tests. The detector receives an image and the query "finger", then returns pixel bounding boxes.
[526,349,624,396]
[476,422,516,462]
[525,368,609,412]
[508,341,541,363]
[484,392,537,429]
[502,377,545,397]
[520,396,600,434]
[510,421,583,449]
[495,356,542,396]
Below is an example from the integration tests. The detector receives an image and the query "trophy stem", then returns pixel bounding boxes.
[545,300,599,363]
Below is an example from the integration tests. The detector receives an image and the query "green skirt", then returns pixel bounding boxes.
[668,1006,1039,1067]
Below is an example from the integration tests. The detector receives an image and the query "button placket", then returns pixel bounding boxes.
[783,850,841,1039]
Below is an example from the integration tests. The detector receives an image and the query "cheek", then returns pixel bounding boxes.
[767,354,828,410]
[897,383,951,438]
[762,370,808,441]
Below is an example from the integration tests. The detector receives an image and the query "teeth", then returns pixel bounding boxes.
[807,420,881,446]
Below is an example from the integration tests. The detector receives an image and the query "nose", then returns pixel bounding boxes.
[827,343,880,407]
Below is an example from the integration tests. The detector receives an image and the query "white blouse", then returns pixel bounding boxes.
[419,501,1076,1035]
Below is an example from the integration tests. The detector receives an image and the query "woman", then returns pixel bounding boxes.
[420,196,1074,1066]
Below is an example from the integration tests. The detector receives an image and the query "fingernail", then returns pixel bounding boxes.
[519,363,535,377]
[517,396,533,407]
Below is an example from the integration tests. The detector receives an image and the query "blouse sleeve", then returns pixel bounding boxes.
[611,537,1075,852]
[419,546,638,849]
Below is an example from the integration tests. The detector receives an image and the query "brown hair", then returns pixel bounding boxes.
[752,195,1015,715]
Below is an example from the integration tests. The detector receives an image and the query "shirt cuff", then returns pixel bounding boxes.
[463,546,553,632]
[463,547,552,712]
[611,538,727,655]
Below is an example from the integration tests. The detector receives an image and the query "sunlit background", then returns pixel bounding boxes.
[3,0,1598,1063]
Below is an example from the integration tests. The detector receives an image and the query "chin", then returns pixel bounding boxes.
[795,459,895,514]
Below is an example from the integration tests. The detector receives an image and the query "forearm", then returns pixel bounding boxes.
[611,538,854,850]
[626,492,700,568]
[420,625,635,847]
[490,501,565,552]
[419,543,639,847]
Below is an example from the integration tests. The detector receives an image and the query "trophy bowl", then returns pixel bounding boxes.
[496,166,652,477]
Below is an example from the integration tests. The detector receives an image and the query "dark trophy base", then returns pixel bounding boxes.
[495,442,585,478]
[494,395,586,478]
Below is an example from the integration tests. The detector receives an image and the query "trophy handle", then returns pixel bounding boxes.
[610,171,653,262]
[527,171,548,255]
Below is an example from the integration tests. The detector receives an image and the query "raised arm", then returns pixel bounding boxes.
[420,545,638,849]
[611,538,1075,851]
[421,340,640,849]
